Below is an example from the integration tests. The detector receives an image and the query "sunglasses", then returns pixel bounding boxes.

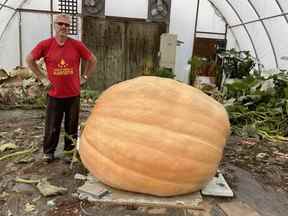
[56,22,70,27]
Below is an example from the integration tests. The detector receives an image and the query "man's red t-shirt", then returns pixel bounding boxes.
[31,37,92,98]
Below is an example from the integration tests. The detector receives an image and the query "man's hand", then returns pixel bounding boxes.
[82,54,96,84]
[80,75,88,86]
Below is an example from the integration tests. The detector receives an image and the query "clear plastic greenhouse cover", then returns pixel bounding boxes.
[0,0,287,81]
[208,0,288,70]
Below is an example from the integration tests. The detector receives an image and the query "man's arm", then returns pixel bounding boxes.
[82,54,97,79]
[26,54,42,81]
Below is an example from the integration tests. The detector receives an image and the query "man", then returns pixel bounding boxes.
[26,14,97,162]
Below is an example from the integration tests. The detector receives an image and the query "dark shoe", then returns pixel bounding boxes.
[43,153,54,162]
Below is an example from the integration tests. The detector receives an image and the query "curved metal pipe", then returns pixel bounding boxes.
[207,0,241,50]
[247,0,278,68]
[275,0,288,24]
[222,0,260,68]
[0,0,29,41]
[0,0,29,67]
[0,11,18,42]
[0,0,10,11]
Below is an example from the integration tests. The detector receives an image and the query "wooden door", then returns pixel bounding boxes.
[82,17,166,91]
[193,37,226,76]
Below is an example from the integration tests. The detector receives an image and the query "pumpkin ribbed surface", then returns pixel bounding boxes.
[79,76,230,196]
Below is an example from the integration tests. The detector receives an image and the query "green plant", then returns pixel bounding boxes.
[144,67,175,79]
[224,72,288,142]
[272,72,288,98]
[153,68,175,78]
[188,56,205,85]
[187,56,217,86]
[218,49,256,79]
[81,89,100,102]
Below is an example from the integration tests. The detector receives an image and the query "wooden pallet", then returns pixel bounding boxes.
[77,174,204,215]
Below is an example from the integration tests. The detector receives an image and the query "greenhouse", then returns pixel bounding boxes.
[1,0,288,81]
[0,1,287,216]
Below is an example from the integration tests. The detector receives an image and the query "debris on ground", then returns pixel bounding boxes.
[0,67,47,107]
[14,177,68,197]
[217,201,261,216]
[0,66,99,109]
[24,202,36,213]
[36,178,68,197]
[0,143,17,152]
[0,144,38,161]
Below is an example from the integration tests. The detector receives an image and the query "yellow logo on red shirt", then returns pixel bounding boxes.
[53,58,74,76]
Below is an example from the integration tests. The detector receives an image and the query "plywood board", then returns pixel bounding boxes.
[201,173,234,197]
[78,174,203,210]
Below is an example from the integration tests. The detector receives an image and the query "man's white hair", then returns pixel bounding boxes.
[55,13,71,23]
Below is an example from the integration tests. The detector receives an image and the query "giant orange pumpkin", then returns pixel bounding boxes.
[80,76,230,197]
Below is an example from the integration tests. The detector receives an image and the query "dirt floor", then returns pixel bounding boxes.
[0,108,287,216]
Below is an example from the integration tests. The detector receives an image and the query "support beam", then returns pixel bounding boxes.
[247,0,278,68]
[224,0,260,70]
[50,0,53,37]
[0,2,16,11]
[224,24,228,43]
[230,11,288,28]
[16,8,63,15]
[275,0,288,24]
[0,0,30,61]
[196,31,226,36]
[207,0,241,51]
[19,11,23,66]
[192,0,201,56]
[0,10,18,42]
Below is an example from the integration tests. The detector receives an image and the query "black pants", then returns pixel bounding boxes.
[43,95,80,154]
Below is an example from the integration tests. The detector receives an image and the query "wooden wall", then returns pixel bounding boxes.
[82,17,166,91]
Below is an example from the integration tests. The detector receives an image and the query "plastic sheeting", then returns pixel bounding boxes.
[209,0,288,70]
[105,0,148,18]
[0,11,19,69]
[21,13,51,60]
[0,0,81,69]
[0,0,288,78]
[197,0,226,34]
